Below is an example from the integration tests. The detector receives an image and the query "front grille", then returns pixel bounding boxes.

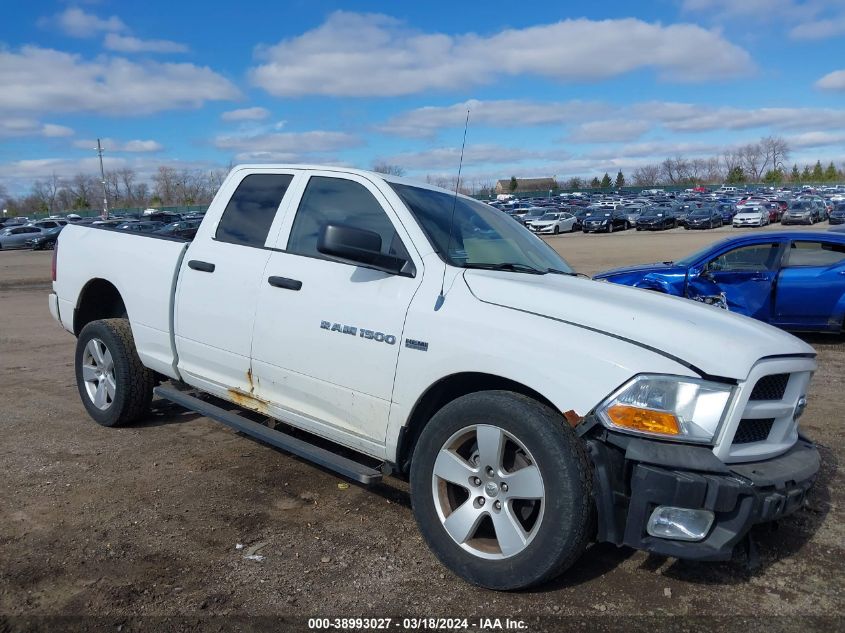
[749,373,789,401]
[733,418,775,444]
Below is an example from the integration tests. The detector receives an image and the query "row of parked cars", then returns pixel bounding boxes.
[488,185,845,235]
[0,211,205,251]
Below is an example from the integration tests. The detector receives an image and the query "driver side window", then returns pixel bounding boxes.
[707,243,780,272]
[287,176,410,261]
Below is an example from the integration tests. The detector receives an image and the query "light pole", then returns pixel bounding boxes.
[96,139,109,219]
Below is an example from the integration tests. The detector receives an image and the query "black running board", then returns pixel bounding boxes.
[154,385,383,485]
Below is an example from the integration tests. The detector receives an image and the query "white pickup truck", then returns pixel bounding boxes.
[49,165,819,590]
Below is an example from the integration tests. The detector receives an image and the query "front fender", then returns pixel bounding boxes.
[633,275,676,294]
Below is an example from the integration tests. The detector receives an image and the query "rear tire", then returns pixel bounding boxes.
[75,318,155,427]
[410,391,592,590]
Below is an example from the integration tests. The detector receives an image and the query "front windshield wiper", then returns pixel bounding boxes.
[462,262,547,274]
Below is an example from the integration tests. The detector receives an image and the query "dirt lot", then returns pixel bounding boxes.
[1,224,843,630]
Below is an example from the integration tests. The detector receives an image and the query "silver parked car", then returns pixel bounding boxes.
[0,225,44,249]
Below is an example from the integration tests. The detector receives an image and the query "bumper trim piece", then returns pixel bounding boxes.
[587,430,819,561]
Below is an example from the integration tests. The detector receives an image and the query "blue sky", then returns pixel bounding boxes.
[1,0,844,193]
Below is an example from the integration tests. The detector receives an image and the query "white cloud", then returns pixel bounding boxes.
[567,120,651,143]
[789,15,845,39]
[0,119,74,139]
[378,144,567,170]
[40,7,126,38]
[0,46,239,116]
[638,102,845,131]
[785,130,845,148]
[682,0,845,41]
[214,130,363,154]
[379,98,845,139]
[41,124,75,138]
[816,69,845,91]
[377,99,607,138]
[73,138,164,152]
[250,12,753,97]
[103,33,189,54]
[221,107,271,122]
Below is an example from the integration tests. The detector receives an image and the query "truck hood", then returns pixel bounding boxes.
[463,270,814,380]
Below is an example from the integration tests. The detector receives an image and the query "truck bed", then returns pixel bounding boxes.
[54,224,190,378]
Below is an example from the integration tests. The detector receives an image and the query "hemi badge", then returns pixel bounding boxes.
[405,339,429,352]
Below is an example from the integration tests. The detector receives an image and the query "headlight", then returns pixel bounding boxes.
[601,220,608,225]
[596,374,734,444]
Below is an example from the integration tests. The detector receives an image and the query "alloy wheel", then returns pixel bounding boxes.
[431,424,545,560]
[81,338,116,410]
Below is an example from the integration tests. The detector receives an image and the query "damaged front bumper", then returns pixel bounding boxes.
[582,422,819,560]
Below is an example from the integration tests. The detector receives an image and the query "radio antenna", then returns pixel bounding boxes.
[435,109,470,311]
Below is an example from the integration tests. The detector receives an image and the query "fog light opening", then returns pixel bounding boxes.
[646,506,714,542]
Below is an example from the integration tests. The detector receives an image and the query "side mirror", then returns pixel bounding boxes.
[317,224,413,276]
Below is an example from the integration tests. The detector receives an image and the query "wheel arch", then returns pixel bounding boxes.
[395,372,558,474]
[74,278,128,336]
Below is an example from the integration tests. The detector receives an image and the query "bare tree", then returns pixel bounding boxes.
[760,136,790,173]
[739,143,767,181]
[117,168,137,206]
[660,155,690,184]
[69,173,98,209]
[632,164,660,186]
[153,166,178,205]
[31,173,63,213]
[372,162,405,176]
[704,157,724,184]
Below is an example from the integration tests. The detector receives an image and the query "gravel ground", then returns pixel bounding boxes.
[0,224,842,631]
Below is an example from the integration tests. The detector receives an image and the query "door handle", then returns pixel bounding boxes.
[188,260,215,273]
[268,276,302,291]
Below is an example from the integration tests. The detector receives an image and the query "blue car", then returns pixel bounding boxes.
[594,232,845,332]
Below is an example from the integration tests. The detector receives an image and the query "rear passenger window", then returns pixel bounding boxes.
[786,241,845,267]
[287,176,409,261]
[216,174,293,247]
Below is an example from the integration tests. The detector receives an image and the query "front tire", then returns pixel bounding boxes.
[75,318,155,427]
[410,391,592,590]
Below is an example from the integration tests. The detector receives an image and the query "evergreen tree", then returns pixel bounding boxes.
[812,160,824,181]
[801,165,812,181]
[615,170,625,188]
[590,177,601,188]
[600,172,612,188]
[790,164,801,182]
[508,176,518,193]
[824,161,838,181]
[762,169,784,184]
[726,166,746,184]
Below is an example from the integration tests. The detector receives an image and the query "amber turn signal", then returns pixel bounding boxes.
[605,404,680,435]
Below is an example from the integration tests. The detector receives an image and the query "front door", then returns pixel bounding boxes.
[250,172,423,447]
[687,241,783,320]
[174,171,296,393]
[774,240,845,329]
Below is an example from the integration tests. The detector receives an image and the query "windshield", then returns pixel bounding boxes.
[390,183,574,274]
[539,213,559,220]
[690,209,711,217]
[641,209,665,217]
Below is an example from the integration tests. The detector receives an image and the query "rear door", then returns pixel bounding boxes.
[250,171,423,447]
[773,239,845,329]
[687,241,784,320]
[174,170,297,394]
